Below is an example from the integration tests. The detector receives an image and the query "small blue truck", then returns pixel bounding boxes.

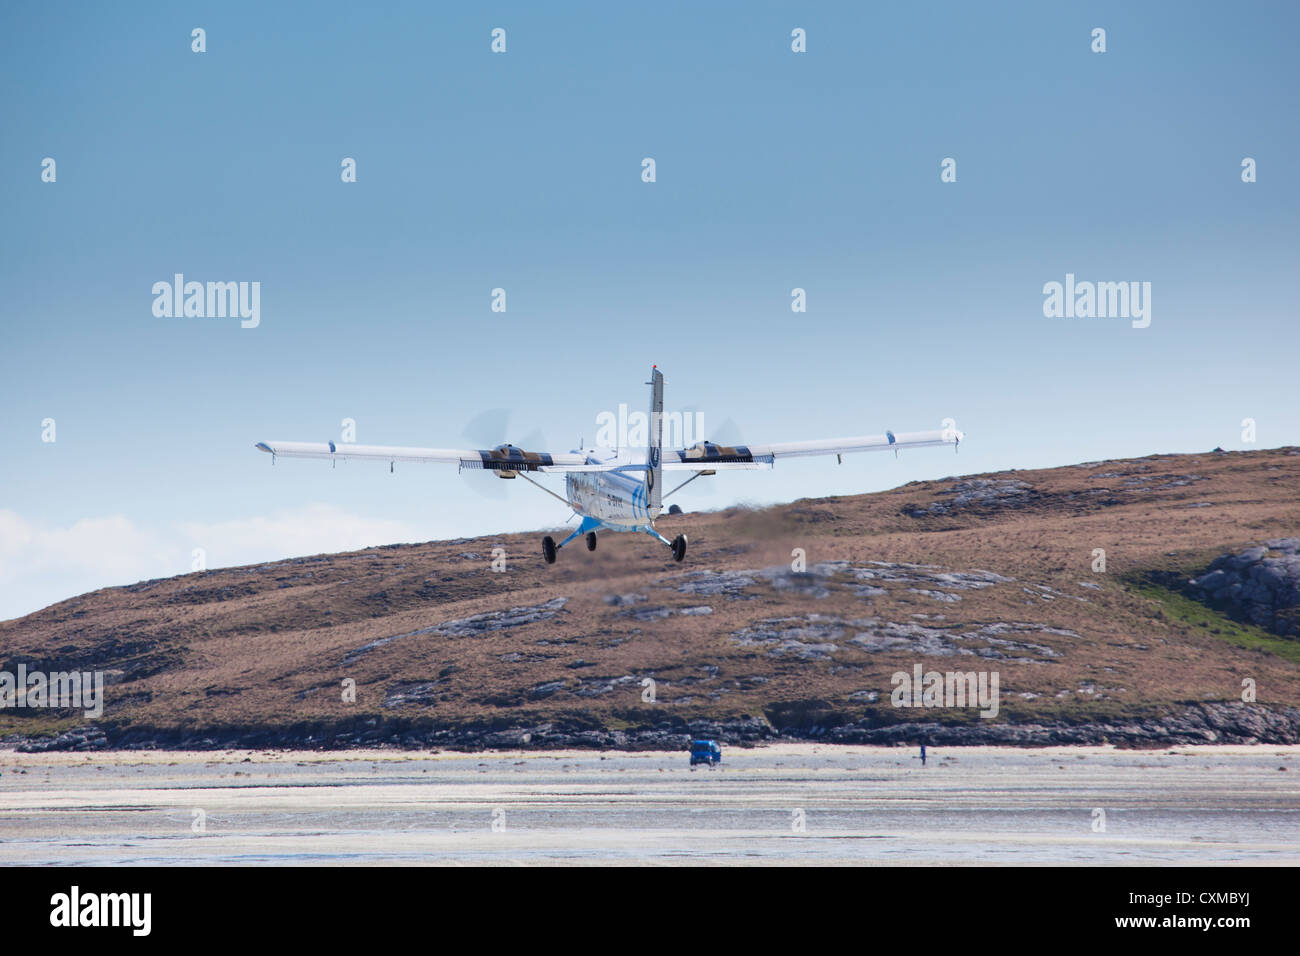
[689,739,722,768]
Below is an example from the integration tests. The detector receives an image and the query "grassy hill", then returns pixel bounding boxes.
[4,446,1299,750]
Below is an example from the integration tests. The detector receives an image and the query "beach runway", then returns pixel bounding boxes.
[1,744,1296,865]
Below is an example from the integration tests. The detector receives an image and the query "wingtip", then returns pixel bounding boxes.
[254,442,273,454]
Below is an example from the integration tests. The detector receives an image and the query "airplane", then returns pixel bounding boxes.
[254,366,963,565]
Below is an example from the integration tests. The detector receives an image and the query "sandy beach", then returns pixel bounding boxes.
[1,744,1297,865]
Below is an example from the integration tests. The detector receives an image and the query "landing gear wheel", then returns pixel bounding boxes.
[586,532,597,552]
[542,535,557,564]
[671,534,687,562]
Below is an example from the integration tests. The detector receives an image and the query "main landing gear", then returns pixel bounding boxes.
[645,526,688,562]
[543,516,601,564]
[541,525,687,564]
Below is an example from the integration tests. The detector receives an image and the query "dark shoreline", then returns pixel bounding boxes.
[8,701,1300,752]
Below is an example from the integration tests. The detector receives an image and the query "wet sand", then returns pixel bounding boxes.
[1,744,1296,865]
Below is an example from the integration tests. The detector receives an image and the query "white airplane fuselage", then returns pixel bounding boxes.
[564,448,660,530]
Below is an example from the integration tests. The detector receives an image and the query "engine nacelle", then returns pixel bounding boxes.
[476,443,554,473]
[680,440,755,463]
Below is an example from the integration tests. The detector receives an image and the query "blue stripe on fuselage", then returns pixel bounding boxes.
[567,466,650,527]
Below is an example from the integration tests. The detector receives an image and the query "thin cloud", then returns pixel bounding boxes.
[0,506,419,622]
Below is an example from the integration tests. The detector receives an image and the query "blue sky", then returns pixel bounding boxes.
[2,1,1298,620]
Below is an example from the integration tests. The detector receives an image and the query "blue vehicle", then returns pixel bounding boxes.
[689,739,722,768]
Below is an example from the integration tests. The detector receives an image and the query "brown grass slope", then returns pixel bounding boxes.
[3,447,1299,748]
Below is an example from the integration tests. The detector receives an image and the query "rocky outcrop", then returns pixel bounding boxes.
[668,561,1015,603]
[13,725,109,752]
[730,615,1066,663]
[342,597,569,664]
[816,702,1300,746]
[903,478,1034,516]
[1186,538,1300,636]
[12,714,778,753]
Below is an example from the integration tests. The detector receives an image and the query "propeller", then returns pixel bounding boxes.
[709,417,745,448]
[675,407,746,501]
[459,407,548,500]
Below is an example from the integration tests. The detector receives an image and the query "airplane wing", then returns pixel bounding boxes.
[661,428,962,471]
[255,427,963,474]
[556,461,766,473]
[254,441,591,472]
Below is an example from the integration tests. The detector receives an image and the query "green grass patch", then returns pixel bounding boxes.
[1126,578,1300,664]
[0,714,84,737]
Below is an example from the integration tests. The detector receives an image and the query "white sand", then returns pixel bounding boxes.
[1,744,1296,865]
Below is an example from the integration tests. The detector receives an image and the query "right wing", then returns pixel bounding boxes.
[661,428,961,471]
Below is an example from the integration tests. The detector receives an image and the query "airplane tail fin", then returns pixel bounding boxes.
[645,365,664,514]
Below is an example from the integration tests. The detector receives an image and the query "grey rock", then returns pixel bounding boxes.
[1186,541,1300,636]
[528,680,567,700]
[903,478,1033,517]
[672,569,758,598]
[909,589,963,603]
[731,615,1064,663]
[343,597,568,663]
